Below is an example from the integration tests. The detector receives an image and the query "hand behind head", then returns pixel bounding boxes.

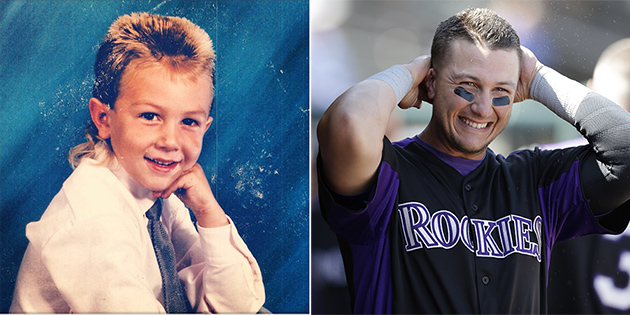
[514,46,544,103]
[399,55,432,109]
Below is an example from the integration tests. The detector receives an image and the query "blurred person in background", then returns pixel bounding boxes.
[546,38,630,314]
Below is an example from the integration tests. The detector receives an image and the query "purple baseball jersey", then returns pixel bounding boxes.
[318,135,618,314]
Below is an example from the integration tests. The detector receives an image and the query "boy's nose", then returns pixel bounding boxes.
[156,123,180,150]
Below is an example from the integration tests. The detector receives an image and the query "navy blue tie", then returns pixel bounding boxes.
[146,198,191,313]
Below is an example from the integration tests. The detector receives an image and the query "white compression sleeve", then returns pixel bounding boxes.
[529,65,630,153]
[530,65,630,216]
[530,66,588,123]
[367,65,414,104]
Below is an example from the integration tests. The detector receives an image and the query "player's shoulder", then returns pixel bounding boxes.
[491,148,537,164]
[391,136,417,149]
[390,135,429,157]
[488,145,592,181]
[483,148,549,177]
[387,136,427,166]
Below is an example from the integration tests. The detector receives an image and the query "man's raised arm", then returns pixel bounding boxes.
[523,47,630,218]
[317,56,431,196]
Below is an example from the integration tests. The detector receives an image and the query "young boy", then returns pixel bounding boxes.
[10,12,265,313]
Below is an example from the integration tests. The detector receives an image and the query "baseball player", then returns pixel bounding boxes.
[316,8,630,314]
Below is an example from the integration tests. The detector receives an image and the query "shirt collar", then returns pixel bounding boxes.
[109,158,157,213]
[414,136,485,176]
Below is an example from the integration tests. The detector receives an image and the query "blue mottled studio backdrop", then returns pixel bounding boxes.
[0,0,308,313]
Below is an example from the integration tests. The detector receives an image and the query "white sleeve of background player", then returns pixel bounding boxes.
[367,65,414,104]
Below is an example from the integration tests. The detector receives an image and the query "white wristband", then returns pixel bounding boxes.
[367,65,414,104]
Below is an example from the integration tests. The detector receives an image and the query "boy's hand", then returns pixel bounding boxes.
[154,163,229,228]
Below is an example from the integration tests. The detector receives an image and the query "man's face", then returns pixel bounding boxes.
[425,39,520,160]
[103,62,213,193]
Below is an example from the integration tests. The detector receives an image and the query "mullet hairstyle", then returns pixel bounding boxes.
[431,8,522,72]
[69,12,216,168]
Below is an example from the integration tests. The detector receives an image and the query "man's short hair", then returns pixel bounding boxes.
[431,8,522,71]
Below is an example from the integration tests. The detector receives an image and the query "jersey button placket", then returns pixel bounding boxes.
[463,183,478,213]
[481,275,490,285]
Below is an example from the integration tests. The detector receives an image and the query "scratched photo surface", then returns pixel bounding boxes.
[0,1,308,313]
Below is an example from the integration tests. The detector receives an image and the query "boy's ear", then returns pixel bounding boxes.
[426,68,437,100]
[89,98,112,140]
[203,116,213,133]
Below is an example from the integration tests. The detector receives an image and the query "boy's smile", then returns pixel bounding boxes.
[145,156,179,172]
[94,61,213,193]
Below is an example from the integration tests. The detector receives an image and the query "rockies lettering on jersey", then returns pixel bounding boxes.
[398,201,542,262]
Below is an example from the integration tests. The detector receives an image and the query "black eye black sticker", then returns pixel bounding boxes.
[492,96,510,106]
[454,87,474,102]
[455,87,510,106]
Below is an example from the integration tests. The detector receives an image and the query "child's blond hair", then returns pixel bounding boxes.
[69,12,215,168]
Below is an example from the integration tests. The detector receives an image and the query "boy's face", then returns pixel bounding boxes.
[99,62,213,193]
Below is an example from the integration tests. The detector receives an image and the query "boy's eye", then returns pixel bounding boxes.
[140,113,158,121]
[182,118,199,126]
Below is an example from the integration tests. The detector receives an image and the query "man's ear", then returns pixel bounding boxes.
[425,68,437,100]
[89,98,112,140]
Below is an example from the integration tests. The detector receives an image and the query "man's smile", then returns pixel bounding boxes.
[459,117,490,129]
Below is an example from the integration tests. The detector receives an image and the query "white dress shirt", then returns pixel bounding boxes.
[10,158,265,313]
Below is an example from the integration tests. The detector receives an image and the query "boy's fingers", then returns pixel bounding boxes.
[160,174,190,198]
[156,164,207,199]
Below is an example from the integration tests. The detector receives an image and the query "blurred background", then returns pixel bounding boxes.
[310,0,630,313]
[0,1,308,313]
